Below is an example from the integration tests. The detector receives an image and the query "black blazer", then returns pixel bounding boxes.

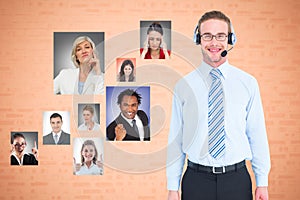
[107,110,150,141]
[11,153,38,165]
[43,131,70,145]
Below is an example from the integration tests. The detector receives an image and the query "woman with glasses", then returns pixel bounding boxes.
[10,133,38,165]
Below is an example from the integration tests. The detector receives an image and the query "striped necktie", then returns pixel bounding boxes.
[208,69,225,159]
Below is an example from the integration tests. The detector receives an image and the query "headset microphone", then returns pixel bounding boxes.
[221,46,234,57]
[194,19,237,57]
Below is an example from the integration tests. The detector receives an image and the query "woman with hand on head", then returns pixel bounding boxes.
[78,105,100,131]
[140,22,170,59]
[54,36,104,95]
[118,59,135,82]
[73,140,103,175]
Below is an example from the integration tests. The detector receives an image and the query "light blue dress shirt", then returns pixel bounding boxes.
[167,61,271,191]
[78,81,85,94]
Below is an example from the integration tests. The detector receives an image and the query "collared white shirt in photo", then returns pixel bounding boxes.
[76,163,103,175]
[134,116,145,141]
[121,113,145,141]
[167,61,271,190]
[11,152,29,166]
[52,131,62,144]
[78,122,100,131]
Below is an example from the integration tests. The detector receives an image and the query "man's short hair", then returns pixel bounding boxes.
[50,113,63,121]
[198,10,232,34]
[11,133,26,144]
[117,89,142,105]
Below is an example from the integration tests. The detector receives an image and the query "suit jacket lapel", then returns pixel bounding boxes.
[58,131,65,144]
[115,114,140,140]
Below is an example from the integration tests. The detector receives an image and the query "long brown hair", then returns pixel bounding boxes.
[80,140,98,165]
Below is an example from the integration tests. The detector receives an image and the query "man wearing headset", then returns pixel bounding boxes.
[167,11,270,200]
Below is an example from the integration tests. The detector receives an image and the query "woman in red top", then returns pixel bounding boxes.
[140,22,170,59]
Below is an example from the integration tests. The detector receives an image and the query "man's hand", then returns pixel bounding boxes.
[115,124,126,141]
[255,186,268,200]
[168,190,180,200]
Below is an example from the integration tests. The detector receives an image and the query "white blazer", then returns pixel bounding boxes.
[54,68,104,95]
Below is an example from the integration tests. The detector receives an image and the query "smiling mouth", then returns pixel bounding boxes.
[126,112,136,117]
[85,155,93,159]
[208,47,222,54]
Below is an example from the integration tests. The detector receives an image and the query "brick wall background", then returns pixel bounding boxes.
[0,0,299,199]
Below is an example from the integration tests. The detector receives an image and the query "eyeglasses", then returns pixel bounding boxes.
[14,143,26,147]
[200,33,227,42]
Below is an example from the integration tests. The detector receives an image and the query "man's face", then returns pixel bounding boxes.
[119,95,138,119]
[50,117,63,134]
[13,137,26,154]
[200,19,228,68]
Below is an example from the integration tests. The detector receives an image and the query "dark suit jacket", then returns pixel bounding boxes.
[43,131,70,145]
[11,153,38,165]
[107,110,150,141]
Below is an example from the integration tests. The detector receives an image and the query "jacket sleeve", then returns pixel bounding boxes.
[106,121,117,141]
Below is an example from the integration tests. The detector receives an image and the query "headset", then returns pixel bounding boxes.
[193,22,237,46]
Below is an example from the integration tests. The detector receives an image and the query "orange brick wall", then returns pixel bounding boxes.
[0,0,299,199]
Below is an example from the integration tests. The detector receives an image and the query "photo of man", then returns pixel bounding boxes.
[106,87,150,141]
[43,112,70,145]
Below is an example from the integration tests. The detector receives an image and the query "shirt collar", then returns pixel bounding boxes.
[52,131,62,138]
[11,152,29,157]
[199,61,229,80]
[83,162,95,169]
[120,113,137,125]
[11,152,29,165]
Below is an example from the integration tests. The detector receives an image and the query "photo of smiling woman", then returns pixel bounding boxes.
[140,21,171,59]
[73,138,103,175]
[117,58,136,82]
[54,33,105,95]
[10,132,38,166]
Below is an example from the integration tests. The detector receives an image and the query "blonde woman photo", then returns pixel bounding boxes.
[54,33,104,95]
